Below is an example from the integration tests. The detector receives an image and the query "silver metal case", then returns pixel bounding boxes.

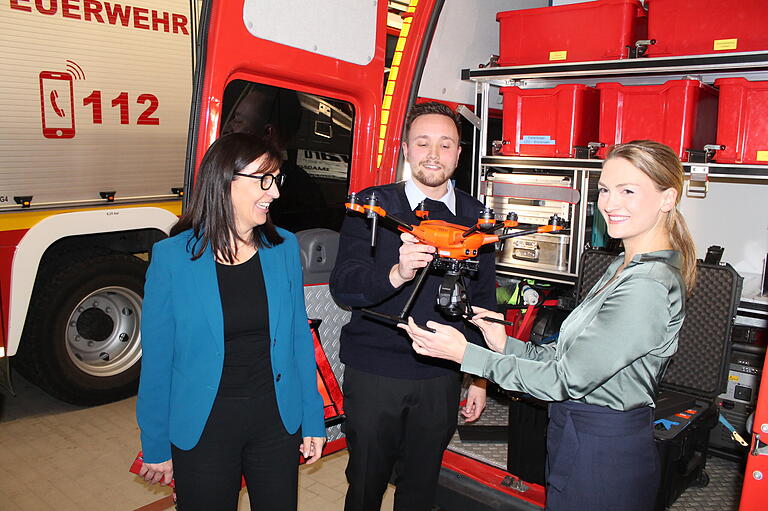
[502,232,570,272]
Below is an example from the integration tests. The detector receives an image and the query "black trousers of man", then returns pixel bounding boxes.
[343,366,461,511]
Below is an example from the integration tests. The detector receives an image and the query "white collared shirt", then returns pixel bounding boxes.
[403,178,456,215]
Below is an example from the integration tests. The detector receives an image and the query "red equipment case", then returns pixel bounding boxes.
[496,0,647,67]
[645,0,768,58]
[499,84,600,158]
[714,78,768,165]
[596,79,719,160]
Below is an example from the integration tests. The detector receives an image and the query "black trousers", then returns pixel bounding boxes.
[545,401,660,511]
[171,394,300,511]
[342,366,461,511]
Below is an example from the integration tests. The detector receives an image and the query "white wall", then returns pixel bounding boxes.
[680,180,768,278]
[417,0,548,106]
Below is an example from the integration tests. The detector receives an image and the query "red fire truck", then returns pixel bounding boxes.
[4,0,768,509]
[0,0,201,405]
[185,1,768,509]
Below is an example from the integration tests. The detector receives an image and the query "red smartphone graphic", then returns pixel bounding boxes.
[39,71,76,139]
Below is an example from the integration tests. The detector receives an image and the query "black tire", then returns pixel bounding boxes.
[17,253,147,405]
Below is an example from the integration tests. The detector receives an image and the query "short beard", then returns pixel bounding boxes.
[413,164,454,188]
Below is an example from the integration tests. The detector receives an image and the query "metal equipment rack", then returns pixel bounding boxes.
[463,50,768,284]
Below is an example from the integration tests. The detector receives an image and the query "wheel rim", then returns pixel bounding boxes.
[64,286,142,377]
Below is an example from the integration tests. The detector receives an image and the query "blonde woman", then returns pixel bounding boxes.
[400,140,696,511]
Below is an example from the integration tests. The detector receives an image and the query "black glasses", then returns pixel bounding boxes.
[233,172,286,190]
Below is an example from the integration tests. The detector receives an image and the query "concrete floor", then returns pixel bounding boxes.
[0,370,393,511]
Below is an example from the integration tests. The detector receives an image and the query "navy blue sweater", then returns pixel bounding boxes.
[329,182,497,379]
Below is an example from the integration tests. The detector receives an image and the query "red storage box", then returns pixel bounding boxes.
[646,0,768,57]
[500,84,600,158]
[497,0,647,66]
[596,80,719,160]
[714,78,768,165]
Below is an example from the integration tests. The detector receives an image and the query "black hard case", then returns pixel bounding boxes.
[576,249,743,510]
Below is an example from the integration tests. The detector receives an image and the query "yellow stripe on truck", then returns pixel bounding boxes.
[0,200,183,231]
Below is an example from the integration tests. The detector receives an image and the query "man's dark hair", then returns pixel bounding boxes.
[404,101,462,140]
[171,132,284,263]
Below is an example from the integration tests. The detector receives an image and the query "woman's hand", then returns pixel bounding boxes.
[399,317,469,364]
[139,459,174,486]
[300,436,326,464]
[468,306,508,353]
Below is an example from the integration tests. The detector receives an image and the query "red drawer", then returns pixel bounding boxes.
[646,0,768,57]
[500,84,600,158]
[497,0,646,67]
[596,80,719,161]
[714,78,768,165]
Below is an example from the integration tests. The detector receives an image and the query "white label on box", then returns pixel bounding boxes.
[520,135,556,145]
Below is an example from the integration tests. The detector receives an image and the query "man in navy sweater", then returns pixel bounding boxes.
[330,102,496,511]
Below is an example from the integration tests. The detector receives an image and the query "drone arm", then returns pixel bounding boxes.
[383,212,415,232]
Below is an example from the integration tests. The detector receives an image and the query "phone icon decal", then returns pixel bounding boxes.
[39,71,76,139]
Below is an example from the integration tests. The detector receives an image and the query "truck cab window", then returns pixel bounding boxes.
[221,80,354,233]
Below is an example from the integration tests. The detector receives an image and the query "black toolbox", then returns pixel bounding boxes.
[577,249,743,510]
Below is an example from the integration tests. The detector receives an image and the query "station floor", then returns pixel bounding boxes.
[0,370,745,511]
[0,371,395,511]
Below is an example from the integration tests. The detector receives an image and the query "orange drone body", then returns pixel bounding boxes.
[343,199,563,260]
[400,220,498,260]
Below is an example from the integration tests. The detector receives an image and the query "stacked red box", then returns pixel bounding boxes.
[714,78,768,165]
[646,0,768,57]
[596,80,719,160]
[497,0,646,67]
[499,84,600,158]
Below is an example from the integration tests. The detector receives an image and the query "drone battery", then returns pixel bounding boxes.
[645,0,768,58]
[499,84,600,158]
[713,78,768,165]
[596,79,719,160]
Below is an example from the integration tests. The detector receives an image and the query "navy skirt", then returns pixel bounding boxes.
[545,401,660,511]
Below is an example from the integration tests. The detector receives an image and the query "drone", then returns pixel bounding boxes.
[345,191,567,331]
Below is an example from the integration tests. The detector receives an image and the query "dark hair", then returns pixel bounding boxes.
[605,140,697,292]
[405,101,461,140]
[170,133,284,263]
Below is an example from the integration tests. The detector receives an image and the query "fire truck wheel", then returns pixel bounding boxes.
[17,254,147,406]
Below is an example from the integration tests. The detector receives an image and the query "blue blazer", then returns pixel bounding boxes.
[136,228,325,463]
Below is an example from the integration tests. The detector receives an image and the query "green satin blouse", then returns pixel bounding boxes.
[462,250,686,411]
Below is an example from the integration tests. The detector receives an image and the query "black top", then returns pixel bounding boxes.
[216,251,273,398]
[329,182,497,379]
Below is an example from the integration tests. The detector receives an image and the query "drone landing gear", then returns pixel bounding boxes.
[361,260,437,332]
[360,257,513,333]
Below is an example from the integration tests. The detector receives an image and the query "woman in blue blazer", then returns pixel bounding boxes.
[136,133,325,511]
